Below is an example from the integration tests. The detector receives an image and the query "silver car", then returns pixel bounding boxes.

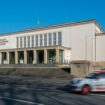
[67,70,105,94]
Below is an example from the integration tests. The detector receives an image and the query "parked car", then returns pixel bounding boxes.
[67,70,105,94]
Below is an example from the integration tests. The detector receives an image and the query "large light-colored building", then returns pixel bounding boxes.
[0,20,105,67]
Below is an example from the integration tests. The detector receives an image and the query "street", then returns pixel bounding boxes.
[0,76,105,105]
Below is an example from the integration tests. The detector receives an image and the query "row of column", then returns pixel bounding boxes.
[0,48,60,64]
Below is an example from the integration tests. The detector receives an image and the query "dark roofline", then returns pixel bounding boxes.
[0,19,103,36]
[94,20,104,32]
[96,33,105,36]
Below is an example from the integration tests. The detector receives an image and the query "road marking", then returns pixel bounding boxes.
[91,94,105,97]
[0,96,44,105]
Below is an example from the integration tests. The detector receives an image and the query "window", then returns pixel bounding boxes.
[36,35,38,47]
[16,37,19,48]
[53,32,56,45]
[44,34,47,46]
[27,36,30,48]
[98,73,105,78]
[58,32,62,46]
[24,36,26,48]
[48,33,52,46]
[40,34,43,46]
[85,73,99,78]
[31,35,34,47]
[20,37,22,48]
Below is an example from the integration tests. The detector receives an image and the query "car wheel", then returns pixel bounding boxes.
[81,85,90,95]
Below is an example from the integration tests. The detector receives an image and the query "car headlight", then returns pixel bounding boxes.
[75,80,82,84]
[70,80,82,85]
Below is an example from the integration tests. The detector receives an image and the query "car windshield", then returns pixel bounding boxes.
[85,73,98,79]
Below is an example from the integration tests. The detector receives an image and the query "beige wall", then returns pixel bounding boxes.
[70,23,95,61]
[96,34,105,61]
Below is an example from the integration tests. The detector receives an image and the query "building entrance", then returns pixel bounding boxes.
[9,52,15,64]
[27,50,33,64]
[37,50,44,64]
[1,52,7,64]
[18,51,24,64]
[47,49,56,64]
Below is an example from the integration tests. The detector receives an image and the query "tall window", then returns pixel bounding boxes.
[53,32,56,45]
[58,32,62,46]
[31,35,34,47]
[24,36,26,48]
[48,33,52,46]
[16,37,19,48]
[40,34,43,46]
[20,37,22,48]
[44,34,47,46]
[36,35,38,47]
[27,36,30,48]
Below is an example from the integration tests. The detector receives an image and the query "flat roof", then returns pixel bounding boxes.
[0,19,104,36]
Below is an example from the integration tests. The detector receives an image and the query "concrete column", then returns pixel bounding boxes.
[44,49,47,64]
[24,50,27,64]
[56,48,59,64]
[7,51,9,64]
[56,32,58,45]
[15,51,18,64]
[0,52,2,64]
[33,50,36,64]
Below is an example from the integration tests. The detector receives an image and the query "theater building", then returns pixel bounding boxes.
[0,20,105,68]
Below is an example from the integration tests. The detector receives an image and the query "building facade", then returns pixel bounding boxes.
[0,20,104,66]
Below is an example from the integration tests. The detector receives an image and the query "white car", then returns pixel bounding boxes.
[67,70,105,94]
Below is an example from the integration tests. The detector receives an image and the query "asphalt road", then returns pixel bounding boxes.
[0,76,105,105]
